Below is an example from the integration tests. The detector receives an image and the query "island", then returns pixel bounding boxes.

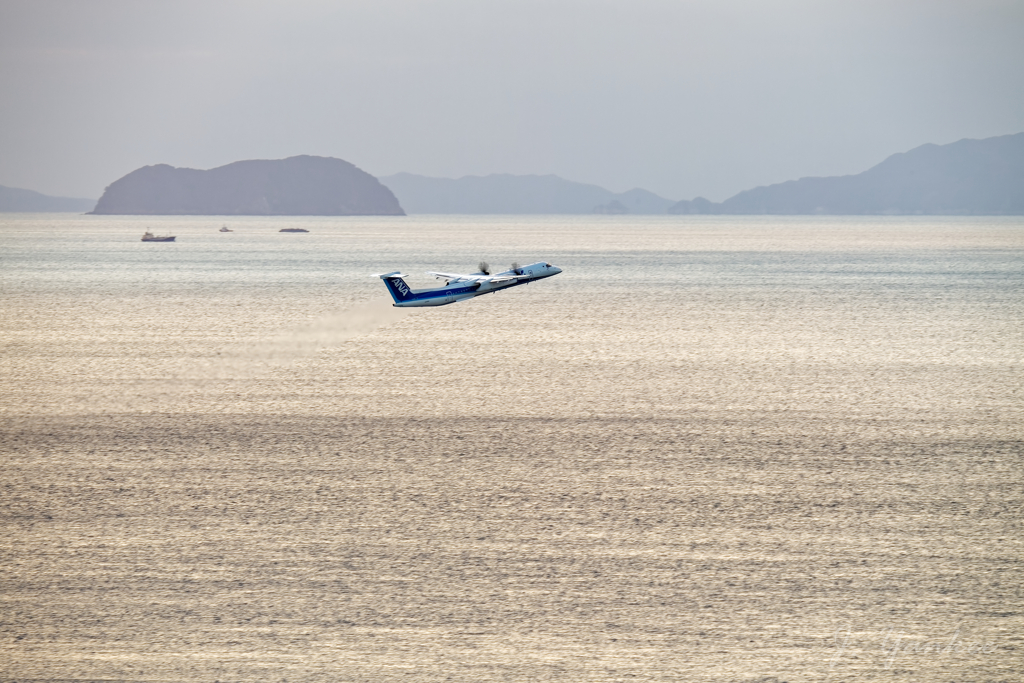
[669,133,1024,215]
[90,155,405,216]
[0,184,95,213]
[379,172,675,214]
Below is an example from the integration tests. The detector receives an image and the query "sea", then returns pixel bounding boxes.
[1,213,1022,682]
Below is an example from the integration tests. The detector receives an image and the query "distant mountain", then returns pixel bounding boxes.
[0,184,95,212]
[91,156,404,216]
[379,173,676,214]
[670,133,1024,215]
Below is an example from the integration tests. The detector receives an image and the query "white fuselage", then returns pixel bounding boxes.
[378,262,562,307]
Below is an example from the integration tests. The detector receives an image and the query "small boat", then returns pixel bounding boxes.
[279,228,309,233]
[219,225,233,232]
[141,230,175,242]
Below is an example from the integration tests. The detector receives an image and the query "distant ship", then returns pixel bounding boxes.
[279,228,309,233]
[141,230,175,242]
[219,225,233,232]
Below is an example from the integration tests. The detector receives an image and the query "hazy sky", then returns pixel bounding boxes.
[2,0,1023,201]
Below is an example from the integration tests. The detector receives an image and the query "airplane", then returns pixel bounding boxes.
[374,261,562,307]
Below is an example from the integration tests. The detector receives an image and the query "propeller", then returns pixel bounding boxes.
[511,261,521,274]
[478,261,491,275]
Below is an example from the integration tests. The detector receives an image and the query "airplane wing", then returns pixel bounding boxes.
[426,271,524,284]
[427,271,474,281]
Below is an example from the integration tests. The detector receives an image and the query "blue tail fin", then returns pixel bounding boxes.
[376,271,413,304]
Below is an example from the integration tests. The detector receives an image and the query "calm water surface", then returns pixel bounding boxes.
[2,214,1022,681]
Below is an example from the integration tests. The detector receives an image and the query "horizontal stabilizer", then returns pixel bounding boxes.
[372,271,407,279]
